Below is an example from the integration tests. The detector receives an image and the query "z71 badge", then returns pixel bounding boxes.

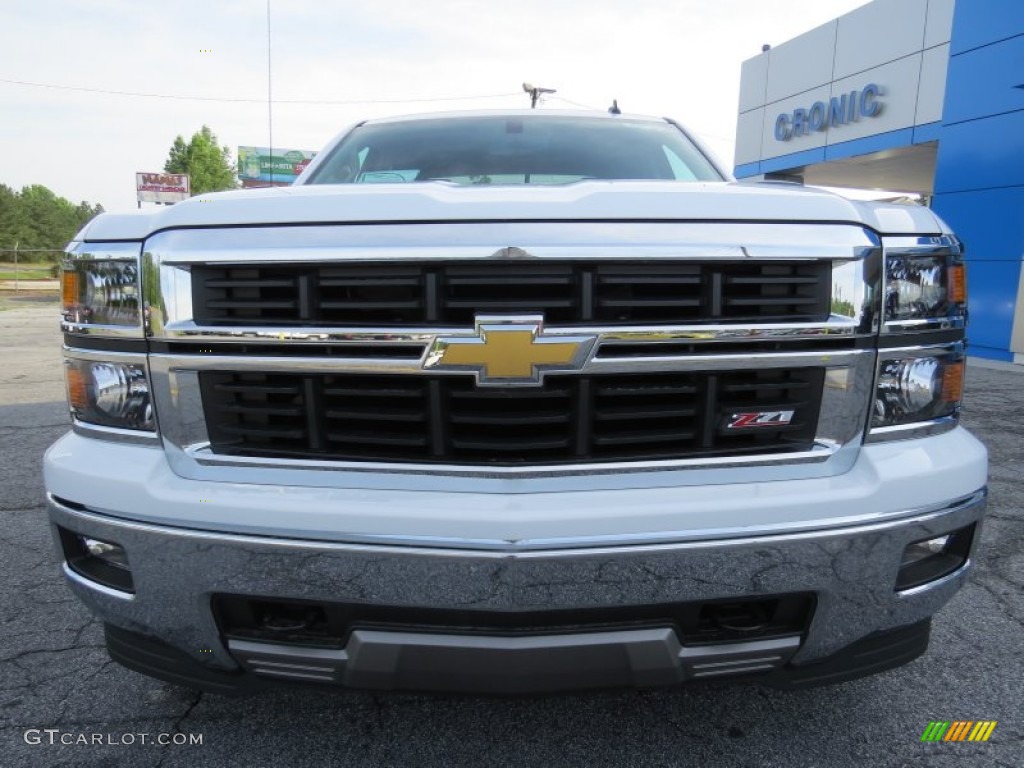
[726,410,796,429]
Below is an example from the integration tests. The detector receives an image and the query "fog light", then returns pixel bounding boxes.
[896,525,974,592]
[81,536,130,569]
[900,535,952,567]
[58,527,134,593]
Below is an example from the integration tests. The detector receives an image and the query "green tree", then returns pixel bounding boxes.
[0,183,103,260]
[163,125,237,194]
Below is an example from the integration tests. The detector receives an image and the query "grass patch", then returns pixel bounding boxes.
[0,263,53,280]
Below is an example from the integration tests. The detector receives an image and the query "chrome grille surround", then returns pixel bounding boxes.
[136,221,882,490]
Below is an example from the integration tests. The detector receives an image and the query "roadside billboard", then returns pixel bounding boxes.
[238,146,317,187]
[136,173,190,204]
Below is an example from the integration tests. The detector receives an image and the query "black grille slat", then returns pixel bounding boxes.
[443,299,576,309]
[220,404,305,417]
[323,386,423,398]
[318,300,423,309]
[720,381,812,393]
[450,412,570,426]
[192,261,831,327]
[447,275,575,287]
[592,430,697,446]
[206,300,298,309]
[594,406,697,421]
[448,389,571,401]
[596,384,699,397]
[214,383,302,395]
[325,432,429,447]
[450,437,573,452]
[725,276,820,285]
[723,297,822,307]
[219,424,307,439]
[204,279,295,289]
[318,277,421,288]
[597,299,703,308]
[324,409,427,422]
[598,276,701,285]
[199,369,824,465]
[718,263,829,322]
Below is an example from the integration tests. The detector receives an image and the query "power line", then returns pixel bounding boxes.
[0,77,521,106]
[549,95,601,111]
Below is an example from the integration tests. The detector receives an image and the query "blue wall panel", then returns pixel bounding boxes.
[954,260,1020,355]
[933,109,1024,193]
[932,188,1024,357]
[943,33,1024,124]
[931,187,1024,260]
[936,2,1024,360]
[949,2,1024,55]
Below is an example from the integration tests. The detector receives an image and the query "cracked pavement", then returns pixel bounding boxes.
[1,297,1021,767]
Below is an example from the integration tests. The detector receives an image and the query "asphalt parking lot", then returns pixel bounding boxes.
[1,295,1021,768]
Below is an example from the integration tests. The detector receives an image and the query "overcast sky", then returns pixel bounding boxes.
[1,0,870,212]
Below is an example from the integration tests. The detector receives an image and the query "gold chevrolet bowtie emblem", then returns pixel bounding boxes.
[425,316,598,386]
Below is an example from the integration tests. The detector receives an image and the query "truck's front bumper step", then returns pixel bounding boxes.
[228,630,801,693]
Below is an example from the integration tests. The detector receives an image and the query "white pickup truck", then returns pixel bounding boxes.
[46,110,987,694]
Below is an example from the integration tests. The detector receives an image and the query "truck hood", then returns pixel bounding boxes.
[79,181,948,241]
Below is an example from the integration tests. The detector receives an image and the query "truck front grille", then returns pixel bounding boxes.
[191,260,832,327]
[198,368,825,465]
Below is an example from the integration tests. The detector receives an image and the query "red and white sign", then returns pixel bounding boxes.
[136,172,190,204]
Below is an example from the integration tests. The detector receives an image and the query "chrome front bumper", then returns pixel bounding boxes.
[48,489,986,693]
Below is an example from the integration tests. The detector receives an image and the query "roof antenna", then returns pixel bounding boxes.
[608,99,621,115]
[522,82,556,109]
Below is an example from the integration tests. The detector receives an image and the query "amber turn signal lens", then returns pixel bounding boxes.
[948,264,967,304]
[61,270,80,309]
[941,361,965,403]
[65,364,89,411]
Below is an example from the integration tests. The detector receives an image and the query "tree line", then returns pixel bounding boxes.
[1,126,240,263]
[0,185,104,262]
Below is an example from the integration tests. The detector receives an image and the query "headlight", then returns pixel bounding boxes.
[883,239,966,331]
[61,242,142,336]
[64,358,155,431]
[869,347,964,441]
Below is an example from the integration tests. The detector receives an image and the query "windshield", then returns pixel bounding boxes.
[305,115,722,186]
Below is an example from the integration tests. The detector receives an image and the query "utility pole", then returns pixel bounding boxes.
[522,82,556,109]
[267,0,274,186]
[13,241,18,294]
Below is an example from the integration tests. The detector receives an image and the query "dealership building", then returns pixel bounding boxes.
[734,0,1024,363]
